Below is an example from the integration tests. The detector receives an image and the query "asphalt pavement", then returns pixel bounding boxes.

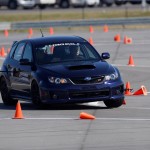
[0,27,150,150]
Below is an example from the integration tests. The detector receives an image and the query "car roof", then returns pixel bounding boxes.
[23,36,87,45]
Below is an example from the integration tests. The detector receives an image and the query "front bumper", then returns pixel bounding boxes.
[39,80,124,104]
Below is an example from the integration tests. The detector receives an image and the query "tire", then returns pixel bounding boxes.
[8,0,18,9]
[38,4,47,9]
[115,1,123,6]
[130,1,141,4]
[106,2,113,6]
[88,5,95,7]
[31,81,43,108]
[0,77,18,105]
[104,99,123,108]
[147,0,150,4]
[59,0,70,8]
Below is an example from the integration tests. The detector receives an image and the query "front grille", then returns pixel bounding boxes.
[70,76,105,84]
[69,89,110,99]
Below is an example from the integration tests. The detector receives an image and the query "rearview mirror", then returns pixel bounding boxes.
[101,52,110,60]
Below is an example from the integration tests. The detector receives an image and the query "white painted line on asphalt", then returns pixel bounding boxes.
[1,117,150,121]
[96,118,150,121]
[26,118,77,120]
[124,107,150,110]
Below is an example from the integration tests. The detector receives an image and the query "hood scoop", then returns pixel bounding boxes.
[68,65,96,70]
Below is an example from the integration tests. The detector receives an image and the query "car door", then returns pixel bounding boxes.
[17,42,33,98]
[8,41,26,96]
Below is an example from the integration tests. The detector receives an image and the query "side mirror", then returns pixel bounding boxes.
[19,59,32,65]
[101,52,110,60]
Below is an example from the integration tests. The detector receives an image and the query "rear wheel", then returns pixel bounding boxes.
[0,77,18,105]
[8,0,18,9]
[104,99,123,108]
[31,81,43,108]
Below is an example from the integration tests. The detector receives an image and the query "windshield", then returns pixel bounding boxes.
[35,42,101,65]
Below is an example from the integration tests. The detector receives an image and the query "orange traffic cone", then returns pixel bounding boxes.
[49,27,54,35]
[114,34,120,42]
[80,112,95,120]
[28,28,33,36]
[122,100,126,105]
[127,38,132,44]
[125,81,133,96]
[128,55,135,66]
[88,37,94,45]
[103,25,108,32]
[133,85,147,96]
[4,29,9,37]
[1,47,6,57]
[13,101,24,119]
[89,26,94,33]
[124,36,132,44]
[124,36,128,44]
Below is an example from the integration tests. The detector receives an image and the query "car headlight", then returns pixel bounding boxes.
[48,77,68,84]
[105,72,118,81]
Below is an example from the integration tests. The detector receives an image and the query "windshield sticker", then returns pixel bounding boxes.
[52,43,79,46]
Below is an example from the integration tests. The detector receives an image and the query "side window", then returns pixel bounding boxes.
[83,44,99,59]
[22,43,32,62]
[13,42,25,61]
[9,42,18,58]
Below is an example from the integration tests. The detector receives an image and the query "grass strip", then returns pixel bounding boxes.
[1,9,150,22]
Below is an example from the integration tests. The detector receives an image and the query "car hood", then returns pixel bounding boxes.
[40,61,115,77]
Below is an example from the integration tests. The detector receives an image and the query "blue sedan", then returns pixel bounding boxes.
[0,36,124,108]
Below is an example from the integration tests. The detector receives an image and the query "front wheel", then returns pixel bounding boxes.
[31,81,43,108]
[104,99,123,108]
[0,77,18,105]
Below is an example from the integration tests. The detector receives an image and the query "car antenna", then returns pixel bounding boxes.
[40,28,44,37]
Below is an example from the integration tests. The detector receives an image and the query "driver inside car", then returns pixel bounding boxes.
[68,45,82,59]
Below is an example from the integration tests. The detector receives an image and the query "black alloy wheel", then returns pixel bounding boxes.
[31,82,43,108]
[0,77,17,105]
